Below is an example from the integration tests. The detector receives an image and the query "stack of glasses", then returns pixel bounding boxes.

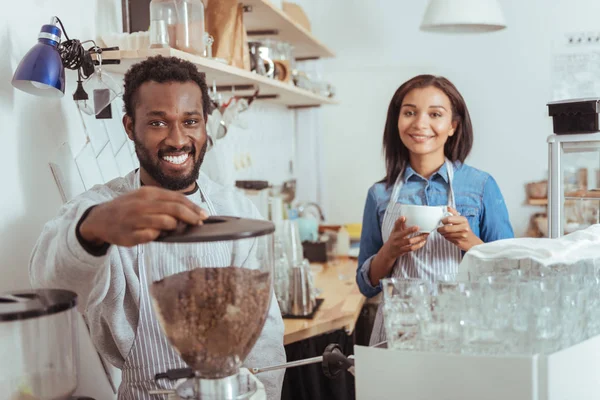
[383,258,600,355]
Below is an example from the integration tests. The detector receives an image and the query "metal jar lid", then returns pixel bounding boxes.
[0,289,77,322]
[156,216,275,243]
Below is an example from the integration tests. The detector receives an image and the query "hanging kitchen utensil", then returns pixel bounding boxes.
[78,48,122,117]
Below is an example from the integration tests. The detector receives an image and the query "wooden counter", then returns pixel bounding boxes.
[283,257,366,345]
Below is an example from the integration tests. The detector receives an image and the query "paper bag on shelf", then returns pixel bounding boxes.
[205,0,250,70]
[282,2,311,32]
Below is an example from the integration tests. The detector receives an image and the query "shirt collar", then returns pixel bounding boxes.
[403,162,450,184]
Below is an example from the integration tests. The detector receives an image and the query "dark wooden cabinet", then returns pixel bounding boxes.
[122,0,151,33]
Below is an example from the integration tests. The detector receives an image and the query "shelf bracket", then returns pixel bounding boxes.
[235,94,279,101]
[254,94,279,100]
[295,56,321,62]
[247,29,280,36]
[215,84,258,92]
[287,105,322,110]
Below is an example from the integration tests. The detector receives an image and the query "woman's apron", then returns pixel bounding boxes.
[369,159,462,345]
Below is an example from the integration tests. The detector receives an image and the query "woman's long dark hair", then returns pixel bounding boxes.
[382,75,473,188]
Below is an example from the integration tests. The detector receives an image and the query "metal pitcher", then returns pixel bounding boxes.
[289,262,315,316]
[248,41,275,79]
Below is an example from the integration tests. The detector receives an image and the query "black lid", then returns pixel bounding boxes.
[0,289,77,322]
[547,97,600,116]
[235,180,270,190]
[156,216,275,243]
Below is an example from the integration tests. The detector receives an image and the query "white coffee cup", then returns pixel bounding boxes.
[399,204,452,234]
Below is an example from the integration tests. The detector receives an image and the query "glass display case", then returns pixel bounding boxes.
[548,132,600,238]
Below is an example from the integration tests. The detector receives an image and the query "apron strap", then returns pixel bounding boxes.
[386,158,456,212]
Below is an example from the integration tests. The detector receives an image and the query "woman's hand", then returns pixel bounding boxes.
[383,216,429,260]
[368,216,429,287]
[437,206,483,251]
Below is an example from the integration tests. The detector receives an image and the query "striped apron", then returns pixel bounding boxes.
[369,159,462,345]
[118,173,231,399]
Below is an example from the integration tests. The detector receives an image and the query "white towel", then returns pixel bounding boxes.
[458,224,600,279]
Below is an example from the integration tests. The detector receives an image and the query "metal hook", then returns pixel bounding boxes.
[95,50,103,73]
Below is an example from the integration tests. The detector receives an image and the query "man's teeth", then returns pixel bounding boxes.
[162,153,189,165]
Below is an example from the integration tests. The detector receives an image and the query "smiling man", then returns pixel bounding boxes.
[29,56,286,399]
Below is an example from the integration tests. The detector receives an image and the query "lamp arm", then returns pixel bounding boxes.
[54,16,71,41]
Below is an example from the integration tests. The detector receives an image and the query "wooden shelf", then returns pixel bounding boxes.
[565,189,600,200]
[526,191,600,206]
[103,48,338,107]
[527,198,548,206]
[241,0,335,59]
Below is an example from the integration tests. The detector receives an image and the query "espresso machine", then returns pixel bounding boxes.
[0,289,94,400]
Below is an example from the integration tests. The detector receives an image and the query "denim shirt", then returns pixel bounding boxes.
[356,162,514,298]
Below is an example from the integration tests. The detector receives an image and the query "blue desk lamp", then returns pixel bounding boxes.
[12,17,67,97]
[11,16,118,102]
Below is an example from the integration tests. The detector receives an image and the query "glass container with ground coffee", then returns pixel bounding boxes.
[144,215,275,399]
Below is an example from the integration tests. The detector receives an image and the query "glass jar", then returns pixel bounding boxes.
[150,0,206,55]
[143,216,275,381]
[149,0,177,49]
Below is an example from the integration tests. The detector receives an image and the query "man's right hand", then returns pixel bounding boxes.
[79,186,208,247]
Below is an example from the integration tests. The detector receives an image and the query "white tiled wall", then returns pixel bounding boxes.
[203,102,296,188]
[51,96,140,201]
[53,95,295,203]
[74,142,104,191]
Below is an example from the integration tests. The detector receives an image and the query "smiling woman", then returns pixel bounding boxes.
[382,75,473,186]
[399,87,458,170]
[354,74,515,345]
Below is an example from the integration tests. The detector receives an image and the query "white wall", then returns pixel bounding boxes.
[1,1,299,398]
[2,3,125,399]
[1,0,121,291]
[303,0,600,236]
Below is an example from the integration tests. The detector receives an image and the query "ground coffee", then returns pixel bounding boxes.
[150,267,271,378]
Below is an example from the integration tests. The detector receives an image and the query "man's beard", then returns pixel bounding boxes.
[133,136,208,191]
